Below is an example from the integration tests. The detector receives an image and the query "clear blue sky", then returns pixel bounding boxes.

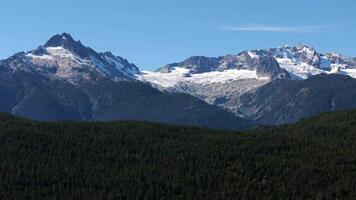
[0,0,355,70]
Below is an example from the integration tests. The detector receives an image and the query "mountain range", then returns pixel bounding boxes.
[138,43,356,124]
[1,33,356,128]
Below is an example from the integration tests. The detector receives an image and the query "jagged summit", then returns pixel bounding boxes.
[44,33,76,47]
[43,33,97,59]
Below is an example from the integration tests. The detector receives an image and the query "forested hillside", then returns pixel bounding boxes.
[1,110,356,199]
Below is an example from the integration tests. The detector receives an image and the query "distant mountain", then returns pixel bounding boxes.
[0,33,253,130]
[138,44,356,123]
[146,44,356,81]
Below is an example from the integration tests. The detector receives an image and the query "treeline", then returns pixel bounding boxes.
[1,111,356,199]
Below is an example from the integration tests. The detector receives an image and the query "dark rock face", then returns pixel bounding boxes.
[255,55,290,78]
[44,33,93,58]
[0,63,93,121]
[237,74,356,125]
[158,56,222,74]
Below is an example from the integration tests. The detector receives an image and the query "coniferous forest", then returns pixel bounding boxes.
[1,110,356,199]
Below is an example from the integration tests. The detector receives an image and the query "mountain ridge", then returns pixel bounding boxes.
[2,33,356,127]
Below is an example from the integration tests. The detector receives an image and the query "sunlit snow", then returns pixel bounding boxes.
[137,67,269,88]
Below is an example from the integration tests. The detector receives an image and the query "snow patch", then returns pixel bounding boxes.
[340,68,356,79]
[26,53,53,60]
[247,51,259,59]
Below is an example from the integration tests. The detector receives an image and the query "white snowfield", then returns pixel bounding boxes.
[137,67,269,88]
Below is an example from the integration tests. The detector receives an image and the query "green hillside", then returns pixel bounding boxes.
[1,110,356,199]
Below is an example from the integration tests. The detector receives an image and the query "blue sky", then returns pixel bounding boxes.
[0,0,355,70]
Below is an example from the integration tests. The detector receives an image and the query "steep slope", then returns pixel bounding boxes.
[1,110,356,199]
[79,79,254,129]
[0,33,253,130]
[237,74,356,125]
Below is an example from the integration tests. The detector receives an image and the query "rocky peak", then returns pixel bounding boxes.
[0,33,142,83]
[44,33,76,48]
[324,53,345,64]
[157,56,221,73]
[44,33,98,59]
[255,55,290,79]
[291,44,320,66]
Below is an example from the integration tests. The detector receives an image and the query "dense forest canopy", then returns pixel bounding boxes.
[1,110,356,199]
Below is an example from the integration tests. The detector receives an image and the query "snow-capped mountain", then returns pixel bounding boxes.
[137,44,356,116]
[0,33,253,130]
[2,33,356,127]
[10,33,140,84]
[139,44,356,86]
